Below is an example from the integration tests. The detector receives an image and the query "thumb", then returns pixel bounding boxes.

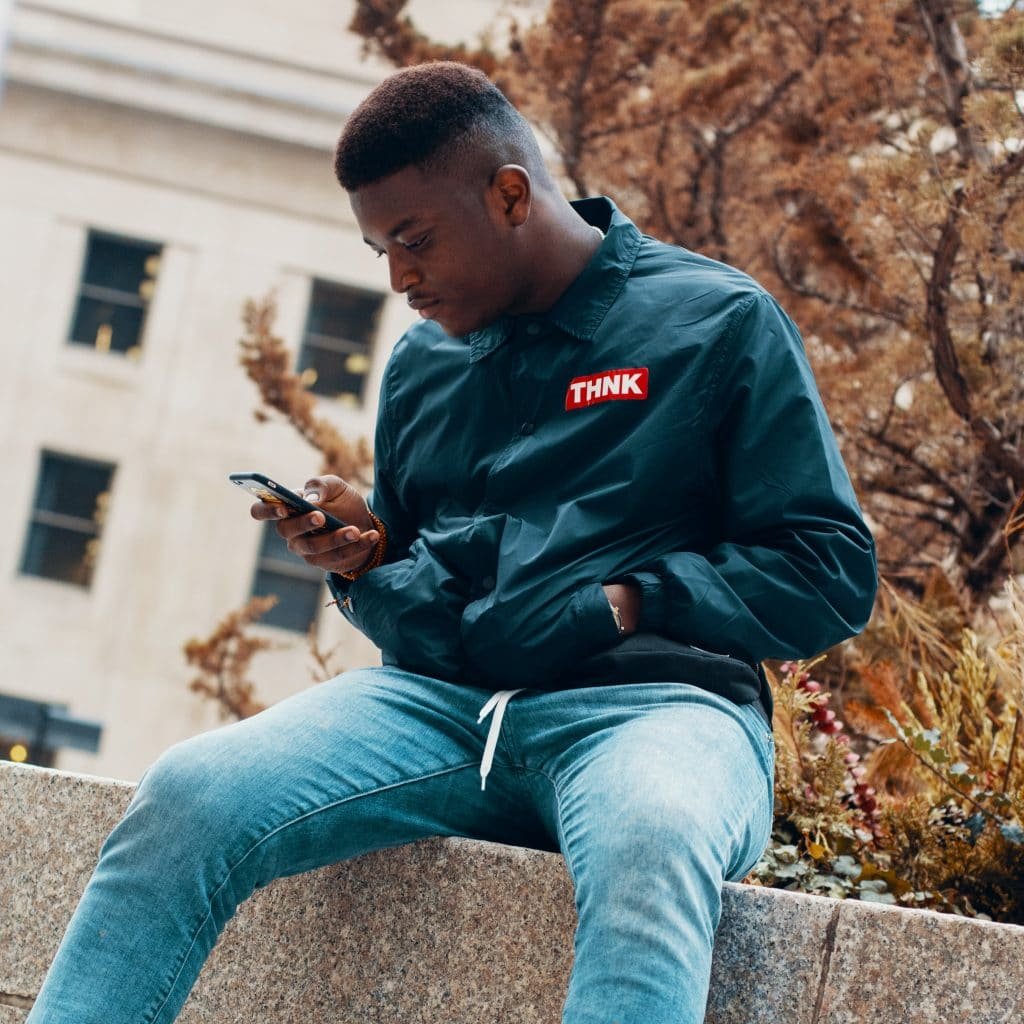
[301,475,344,503]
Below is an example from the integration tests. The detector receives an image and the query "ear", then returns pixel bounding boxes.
[489,165,532,228]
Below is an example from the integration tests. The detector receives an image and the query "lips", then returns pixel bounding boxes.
[407,294,440,312]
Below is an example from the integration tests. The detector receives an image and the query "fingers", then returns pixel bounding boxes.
[250,500,289,522]
[286,524,380,574]
[274,509,327,540]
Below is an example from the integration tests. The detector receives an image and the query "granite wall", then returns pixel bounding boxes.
[3,761,1023,1022]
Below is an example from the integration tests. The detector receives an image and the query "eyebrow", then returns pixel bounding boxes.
[362,216,421,247]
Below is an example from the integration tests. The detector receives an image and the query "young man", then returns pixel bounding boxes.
[28,63,876,1024]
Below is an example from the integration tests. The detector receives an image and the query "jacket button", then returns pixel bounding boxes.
[520,422,535,436]
[526,322,541,336]
[481,576,496,590]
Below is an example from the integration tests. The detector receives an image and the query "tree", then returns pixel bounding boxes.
[351,0,1024,594]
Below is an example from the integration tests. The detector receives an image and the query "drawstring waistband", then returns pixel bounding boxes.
[476,689,526,791]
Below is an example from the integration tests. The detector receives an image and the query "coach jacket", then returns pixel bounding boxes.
[326,197,877,717]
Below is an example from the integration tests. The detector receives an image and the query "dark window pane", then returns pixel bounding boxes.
[250,525,322,633]
[34,454,112,520]
[82,234,160,293]
[20,522,97,587]
[252,571,322,632]
[34,453,112,520]
[299,280,382,404]
[297,344,368,402]
[68,231,161,355]
[305,280,381,342]
[69,295,146,354]
[20,452,114,588]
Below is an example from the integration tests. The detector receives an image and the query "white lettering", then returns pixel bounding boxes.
[621,372,643,395]
[586,378,603,401]
[569,381,588,403]
[602,375,621,397]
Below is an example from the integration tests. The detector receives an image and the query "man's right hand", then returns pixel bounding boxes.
[249,474,382,576]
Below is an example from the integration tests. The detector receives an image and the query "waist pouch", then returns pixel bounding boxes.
[559,633,771,723]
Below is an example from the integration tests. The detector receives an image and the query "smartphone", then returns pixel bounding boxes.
[229,472,348,534]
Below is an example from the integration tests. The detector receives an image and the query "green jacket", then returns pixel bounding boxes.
[328,197,876,706]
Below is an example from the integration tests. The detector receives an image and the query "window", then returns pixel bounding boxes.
[20,451,116,588]
[68,230,162,357]
[250,523,323,633]
[297,279,383,406]
[0,693,102,767]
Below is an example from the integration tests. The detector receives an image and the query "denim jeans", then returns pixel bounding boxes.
[27,668,774,1024]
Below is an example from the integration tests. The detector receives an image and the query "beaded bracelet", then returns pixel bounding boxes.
[338,510,388,581]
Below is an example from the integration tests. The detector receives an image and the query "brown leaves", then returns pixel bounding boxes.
[184,597,279,721]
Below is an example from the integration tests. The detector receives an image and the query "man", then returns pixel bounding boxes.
[28,63,875,1024]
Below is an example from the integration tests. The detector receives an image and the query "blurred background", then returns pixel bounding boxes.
[0,0,533,779]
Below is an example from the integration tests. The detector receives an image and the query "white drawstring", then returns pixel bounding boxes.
[476,689,526,791]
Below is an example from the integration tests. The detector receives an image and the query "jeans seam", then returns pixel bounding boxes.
[517,765,580,892]
[145,759,482,1024]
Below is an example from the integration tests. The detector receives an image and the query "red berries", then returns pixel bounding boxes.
[784,661,883,834]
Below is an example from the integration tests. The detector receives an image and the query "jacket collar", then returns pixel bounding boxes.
[465,196,643,363]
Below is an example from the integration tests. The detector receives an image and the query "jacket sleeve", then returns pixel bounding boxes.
[617,291,877,663]
[325,363,471,680]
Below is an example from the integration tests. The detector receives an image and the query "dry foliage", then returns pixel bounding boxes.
[756,565,1024,921]
[184,597,348,722]
[184,597,278,720]
[351,0,1024,593]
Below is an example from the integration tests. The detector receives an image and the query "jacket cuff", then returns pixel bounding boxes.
[326,571,348,602]
[325,572,358,626]
[616,571,667,633]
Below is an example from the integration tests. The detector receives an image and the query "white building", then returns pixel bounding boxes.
[0,0,505,780]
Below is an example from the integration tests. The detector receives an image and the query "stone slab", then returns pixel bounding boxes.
[707,883,838,1024]
[1,764,134,996]
[4,761,1024,1023]
[819,897,1024,1024]
[181,838,576,1024]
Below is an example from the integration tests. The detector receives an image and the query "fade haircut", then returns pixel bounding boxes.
[334,62,552,192]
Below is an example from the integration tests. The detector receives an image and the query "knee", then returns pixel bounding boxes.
[128,734,246,842]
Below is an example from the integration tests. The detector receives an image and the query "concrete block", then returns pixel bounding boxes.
[4,761,1024,1023]
[818,897,1024,1023]
[707,883,838,1024]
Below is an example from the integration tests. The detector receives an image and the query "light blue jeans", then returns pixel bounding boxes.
[27,668,774,1024]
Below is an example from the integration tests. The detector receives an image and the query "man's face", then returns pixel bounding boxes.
[350,164,525,338]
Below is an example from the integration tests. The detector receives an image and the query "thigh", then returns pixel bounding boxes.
[127,667,549,884]
[511,685,774,1024]
[523,684,775,885]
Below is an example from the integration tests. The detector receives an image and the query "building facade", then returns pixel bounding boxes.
[0,0,503,780]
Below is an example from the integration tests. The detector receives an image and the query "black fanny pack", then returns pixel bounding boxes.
[560,633,771,723]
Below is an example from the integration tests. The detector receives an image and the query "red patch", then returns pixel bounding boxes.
[565,368,649,410]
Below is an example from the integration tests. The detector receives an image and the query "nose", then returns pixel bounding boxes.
[387,250,421,294]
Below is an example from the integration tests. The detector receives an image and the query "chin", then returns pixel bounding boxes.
[435,314,477,338]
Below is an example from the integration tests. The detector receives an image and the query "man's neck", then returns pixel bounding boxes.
[510,200,603,316]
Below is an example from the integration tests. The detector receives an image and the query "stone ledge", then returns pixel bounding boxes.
[2,761,1023,1023]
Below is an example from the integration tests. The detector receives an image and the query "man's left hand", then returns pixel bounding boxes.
[602,582,641,635]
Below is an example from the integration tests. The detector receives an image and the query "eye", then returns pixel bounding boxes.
[404,235,429,251]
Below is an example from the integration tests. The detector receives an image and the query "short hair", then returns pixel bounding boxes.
[334,62,550,192]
